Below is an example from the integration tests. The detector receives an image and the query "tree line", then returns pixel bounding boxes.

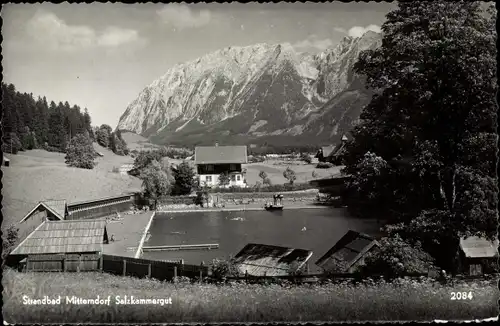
[2,83,93,154]
[2,82,129,166]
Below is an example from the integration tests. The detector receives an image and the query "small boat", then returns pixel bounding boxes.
[265,193,284,211]
[264,203,284,211]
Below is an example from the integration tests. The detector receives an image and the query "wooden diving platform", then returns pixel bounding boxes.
[141,243,219,251]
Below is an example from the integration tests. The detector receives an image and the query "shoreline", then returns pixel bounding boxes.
[156,204,332,213]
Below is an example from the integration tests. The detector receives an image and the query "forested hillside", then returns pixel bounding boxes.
[1,82,127,156]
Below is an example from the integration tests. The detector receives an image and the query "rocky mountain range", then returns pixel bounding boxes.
[117,31,382,147]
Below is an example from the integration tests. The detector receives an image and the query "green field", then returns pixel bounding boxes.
[1,145,142,230]
[2,269,497,323]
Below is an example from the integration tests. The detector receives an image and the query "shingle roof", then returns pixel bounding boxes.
[10,219,108,255]
[321,146,335,157]
[233,243,313,277]
[315,230,379,272]
[20,200,68,223]
[195,146,248,164]
[460,236,498,258]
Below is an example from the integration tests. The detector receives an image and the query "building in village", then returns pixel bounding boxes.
[458,236,499,276]
[3,157,10,166]
[233,243,313,277]
[8,219,109,272]
[316,134,349,165]
[315,230,379,273]
[194,144,248,188]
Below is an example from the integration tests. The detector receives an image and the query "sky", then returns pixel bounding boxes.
[2,2,396,128]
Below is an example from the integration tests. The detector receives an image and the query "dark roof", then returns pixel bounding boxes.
[315,230,379,272]
[460,236,498,258]
[195,146,248,164]
[10,219,108,255]
[233,243,313,276]
[20,200,68,223]
[68,194,132,207]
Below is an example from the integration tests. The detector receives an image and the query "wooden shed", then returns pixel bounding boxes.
[9,219,109,272]
[67,194,134,220]
[18,200,69,241]
[458,236,498,276]
[233,243,313,277]
[316,230,379,273]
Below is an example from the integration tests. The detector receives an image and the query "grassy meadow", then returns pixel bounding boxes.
[2,268,497,323]
[1,145,141,229]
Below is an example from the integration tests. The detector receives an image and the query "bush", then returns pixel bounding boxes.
[2,225,19,267]
[248,155,266,163]
[300,153,312,164]
[358,235,438,279]
[194,190,209,207]
[316,162,334,169]
[210,258,240,282]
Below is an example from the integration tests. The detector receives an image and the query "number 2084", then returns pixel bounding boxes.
[450,292,473,300]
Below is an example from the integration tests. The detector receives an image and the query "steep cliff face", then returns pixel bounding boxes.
[117,31,381,146]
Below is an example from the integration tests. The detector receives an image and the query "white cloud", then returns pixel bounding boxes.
[25,10,142,52]
[156,4,211,30]
[292,34,334,52]
[98,27,139,47]
[334,24,381,38]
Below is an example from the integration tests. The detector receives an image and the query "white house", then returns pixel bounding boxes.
[195,145,248,188]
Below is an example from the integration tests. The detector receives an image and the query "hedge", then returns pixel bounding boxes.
[207,183,316,193]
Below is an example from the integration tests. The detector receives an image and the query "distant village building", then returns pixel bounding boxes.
[3,157,10,166]
[458,236,499,276]
[233,243,313,276]
[315,230,379,273]
[316,134,349,165]
[9,219,109,272]
[195,144,248,188]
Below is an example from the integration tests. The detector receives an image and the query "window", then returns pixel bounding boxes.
[230,174,236,181]
[206,176,212,182]
[236,175,241,181]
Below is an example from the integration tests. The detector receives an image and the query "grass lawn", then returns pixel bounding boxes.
[1,146,142,229]
[2,269,497,323]
[243,160,342,185]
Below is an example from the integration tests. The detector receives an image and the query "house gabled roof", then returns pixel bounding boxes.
[315,230,379,272]
[195,146,248,164]
[321,146,336,157]
[20,200,68,223]
[233,243,313,277]
[460,236,498,258]
[10,219,108,255]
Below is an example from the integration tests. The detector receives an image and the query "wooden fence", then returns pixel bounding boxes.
[101,254,209,281]
[24,253,101,272]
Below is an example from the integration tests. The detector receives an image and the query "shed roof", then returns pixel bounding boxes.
[460,236,498,258]
[68,194,132,207]
[20,200,68,223]
[233,243,313,277]
[195,146,247,164]
[321,146,335,157]
[315,230,379,272]
[10,219,108,255]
